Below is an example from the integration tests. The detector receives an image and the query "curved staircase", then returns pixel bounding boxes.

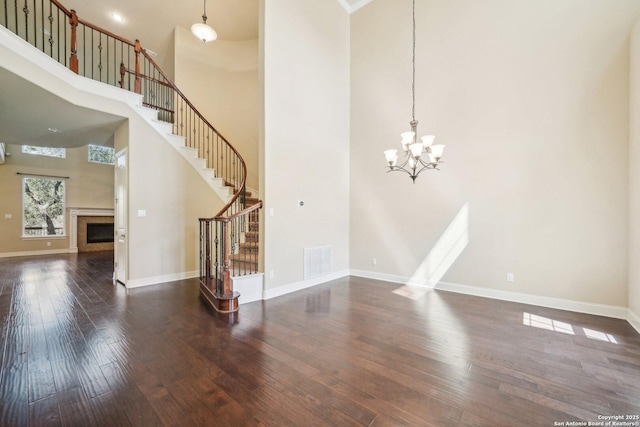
[0,0,262,313]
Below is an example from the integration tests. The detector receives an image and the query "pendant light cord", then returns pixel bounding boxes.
[412,0,416,122]
[202,0,208,24]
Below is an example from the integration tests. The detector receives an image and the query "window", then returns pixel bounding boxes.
[22,177,65,237]
[88,144,115,165]
[22,145,66,158]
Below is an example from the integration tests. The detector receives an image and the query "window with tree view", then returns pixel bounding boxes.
[23,177,65,237]
[22,145,66,158]
[88,145,115,165]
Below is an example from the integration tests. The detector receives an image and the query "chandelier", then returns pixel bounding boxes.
[384,0,445,183]
[191,0,217,43]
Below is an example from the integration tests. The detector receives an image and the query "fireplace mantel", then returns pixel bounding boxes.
[69,208,115,253]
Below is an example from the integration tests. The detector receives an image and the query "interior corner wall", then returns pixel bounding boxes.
[174,27,260,190]
[350,0,640,308]
[261,0,350,291]
[629,19,640,324]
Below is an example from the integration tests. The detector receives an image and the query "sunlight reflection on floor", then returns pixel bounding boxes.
[392,285,429,300]
[523,312,618,344]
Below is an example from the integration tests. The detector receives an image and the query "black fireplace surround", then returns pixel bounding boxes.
[86,223,114,244]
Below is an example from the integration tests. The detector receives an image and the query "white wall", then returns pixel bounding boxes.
[261,0,350,292]
[350,0,640,309]
[630,19,640,330]
[174,27,260,190]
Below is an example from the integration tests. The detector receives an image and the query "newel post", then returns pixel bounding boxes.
[134,39,142,94]
[204,220,211,282]
[69,10,79,74]
[221,220,232,297]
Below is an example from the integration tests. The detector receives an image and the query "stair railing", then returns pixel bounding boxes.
[1,0,262,310]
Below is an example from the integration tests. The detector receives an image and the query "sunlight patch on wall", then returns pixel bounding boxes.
[407,203,469,288]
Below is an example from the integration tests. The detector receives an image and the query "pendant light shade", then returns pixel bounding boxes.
[191,22,217,43]
[192,0,217,43]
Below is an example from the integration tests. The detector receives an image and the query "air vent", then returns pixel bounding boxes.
[304,246,332,280]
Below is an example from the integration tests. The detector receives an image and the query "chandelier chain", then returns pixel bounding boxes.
[412,0,416,122]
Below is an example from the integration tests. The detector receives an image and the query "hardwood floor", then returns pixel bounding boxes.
[1,252,639,426]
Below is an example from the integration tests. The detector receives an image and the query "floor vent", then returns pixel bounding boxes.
[304,246,332,280]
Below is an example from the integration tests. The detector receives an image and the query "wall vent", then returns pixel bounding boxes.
[304,246,332,280]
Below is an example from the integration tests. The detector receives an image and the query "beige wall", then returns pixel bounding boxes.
[174,27,259,190]
[0,144,114,254]
[630,20,640,322]
[125,113,223,283]
[262,0,350,290]
[350,0,640,307]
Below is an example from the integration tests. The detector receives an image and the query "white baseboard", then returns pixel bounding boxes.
[263,269,350,300]
[629,309,640,334]
[350,269,628,320]
[0,249,71,259]
[126,270,199,289]
[349,269,435,287]
[436,281,628,319]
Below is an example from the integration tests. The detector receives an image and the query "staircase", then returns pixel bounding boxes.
[0,0,262,313]
[230,196,261,271]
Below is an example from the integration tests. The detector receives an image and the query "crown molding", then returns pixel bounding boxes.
[335,0,374,14]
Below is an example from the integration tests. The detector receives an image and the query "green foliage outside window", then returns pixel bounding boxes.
[23,177,65,237]
[88,145,115,165]
[22,145,66,158]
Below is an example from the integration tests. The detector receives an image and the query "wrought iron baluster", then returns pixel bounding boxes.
[47,12,52,51]
[22,0,28,42]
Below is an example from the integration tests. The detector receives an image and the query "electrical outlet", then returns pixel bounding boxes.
[372,258,377,266]
[47,242,51,247]
[506,273,514,282]
[269,270,274,279]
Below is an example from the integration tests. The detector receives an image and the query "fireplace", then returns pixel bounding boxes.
[77,215,115,252]
[87,223,114,244]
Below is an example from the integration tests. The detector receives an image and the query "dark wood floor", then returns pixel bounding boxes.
[1,252,639,426]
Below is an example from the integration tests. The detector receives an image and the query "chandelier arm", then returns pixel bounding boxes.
[394,155,412,170]
[414,164,439,177]
[417,158,437,168]
[386,167,418,180]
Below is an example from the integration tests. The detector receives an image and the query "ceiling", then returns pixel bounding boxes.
[0,67,125,148]
[59,0,373,54]
[62,0,260,59]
